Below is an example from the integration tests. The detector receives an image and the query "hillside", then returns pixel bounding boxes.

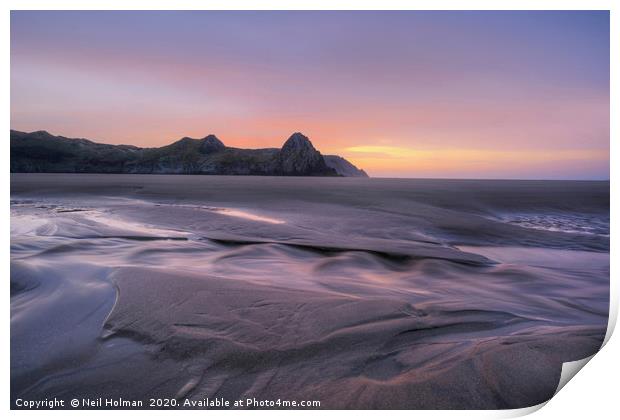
[10,130,368,177]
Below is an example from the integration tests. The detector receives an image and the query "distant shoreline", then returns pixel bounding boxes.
[10,130,369,178]
[10,172,611,183]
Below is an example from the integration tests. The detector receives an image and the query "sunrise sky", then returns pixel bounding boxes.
[11,11,609,179]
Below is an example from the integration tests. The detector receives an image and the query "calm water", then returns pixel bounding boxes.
[10,174,609,409]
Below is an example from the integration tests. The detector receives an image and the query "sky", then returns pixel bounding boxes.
[11,11,609,179]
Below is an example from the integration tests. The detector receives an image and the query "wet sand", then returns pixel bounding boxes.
[11,174,609,409]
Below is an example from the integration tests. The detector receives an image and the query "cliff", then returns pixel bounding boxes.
[10,130,368,177]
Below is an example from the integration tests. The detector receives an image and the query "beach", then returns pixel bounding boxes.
[10,174,609,409]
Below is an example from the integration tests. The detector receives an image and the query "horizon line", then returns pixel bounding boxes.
[9,172,610,183]
[10,128,610,181]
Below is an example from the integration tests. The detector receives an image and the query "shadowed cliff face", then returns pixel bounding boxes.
[323,155,369,177]
[277,132,336,176]
[199,135,226,154]
[10,130,368,177]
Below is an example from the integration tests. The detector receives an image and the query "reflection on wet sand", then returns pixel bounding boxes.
[11,174,609,409]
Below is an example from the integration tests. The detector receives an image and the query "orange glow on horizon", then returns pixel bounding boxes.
[338,146,609,178]
[11,11,609,179]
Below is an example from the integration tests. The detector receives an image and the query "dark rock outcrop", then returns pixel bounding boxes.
[324,155,368,177]
[276,132,336,176]
[200,135,226,154]
[10,130,369,177]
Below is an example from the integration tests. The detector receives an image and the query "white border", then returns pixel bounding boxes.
[2,0,618,10]
[3,2,617,419]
